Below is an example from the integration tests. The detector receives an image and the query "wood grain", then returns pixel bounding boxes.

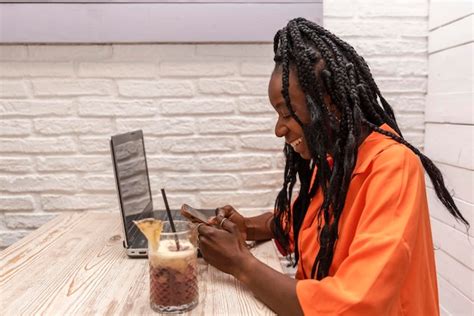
[0,212,282,315]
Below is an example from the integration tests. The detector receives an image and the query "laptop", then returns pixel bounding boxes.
[110,130,213,258]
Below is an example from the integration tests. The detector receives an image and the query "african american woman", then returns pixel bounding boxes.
[195,18,469,316]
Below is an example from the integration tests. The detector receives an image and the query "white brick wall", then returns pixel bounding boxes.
[425,1,474,315]
[0,0,429,264]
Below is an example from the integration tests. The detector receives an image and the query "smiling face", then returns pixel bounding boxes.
[268,66,312,160]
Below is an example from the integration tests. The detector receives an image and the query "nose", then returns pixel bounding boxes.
[274,117,288,138]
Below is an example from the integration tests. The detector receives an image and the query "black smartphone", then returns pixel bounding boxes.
[180,204,213,224]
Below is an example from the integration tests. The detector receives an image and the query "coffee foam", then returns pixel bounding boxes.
[150,239,196,272]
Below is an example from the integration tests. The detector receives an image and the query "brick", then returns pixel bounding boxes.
[0,100,75,117]
[34,118,113,135]
[118,80,194,97]
[0,119,32,136]
[198,118,273,134]
[0,196,35,211]
[37,156,111,172]
[0,175,78,192]
[0,62,74,77]
[154,174,239,191]
[241,171,282,188]
[147,155,196,171]
[0,231,30,249]
[324,0,357,17]
[112,44,195,61]
[160,98,235,115]
[198,154,272,171]
[198,79,268,96]
[80,175,115,191]
[4,213,57,229]
[41,194,116,211]
[28,45,112,61]
[78,99,157,117]
[198,190,275,208]
[396,113,425,131]
[385,95,425,113]
[0,214,6,231]
[160,62,236,77]
[0,81,28,98]
[357,3,427,17]
[240,135,283,151]
[403,132,424,149]
[366,57,427,77]
[349,38,427,57]
[275,153,285,168]
[238,97,274,114]
[116,118,194,136]
[150,193,199,210]
[325,19,427,38]
[0,138,76,154]
[241,61,274,76]
[196,44,273,58]
[0,158,34,173]
[161,136,236,153]
[377,78,427,93]
[78,62,156,78]
[0,45,27,60]
[78,137,110,154]
[326,2,427,18]
[198,79,245,95]
[32,79,113,97]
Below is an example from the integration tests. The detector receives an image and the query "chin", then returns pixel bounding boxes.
[299,152,312,160]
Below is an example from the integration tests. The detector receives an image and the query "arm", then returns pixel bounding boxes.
[197,219,303,315]
[236,254,303,315]
[245,212,275,241]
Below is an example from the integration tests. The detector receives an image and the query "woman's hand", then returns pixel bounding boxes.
[197,215,253,276]
[210,205,248,241]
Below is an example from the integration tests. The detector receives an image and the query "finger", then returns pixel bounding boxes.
[196,223,205,233]
[215,215,230,230]
[197,223,217,236]
[215,205,233,217]
[220,216,238,234]
[208,216,219,225]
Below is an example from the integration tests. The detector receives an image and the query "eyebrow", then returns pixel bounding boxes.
[276,102,298,113]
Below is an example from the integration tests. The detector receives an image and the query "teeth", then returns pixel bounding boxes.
[290,137,302,148]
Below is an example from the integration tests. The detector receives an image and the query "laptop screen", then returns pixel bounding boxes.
[111,130,153,248]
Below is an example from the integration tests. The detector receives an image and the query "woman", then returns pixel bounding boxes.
[196,18,469,315]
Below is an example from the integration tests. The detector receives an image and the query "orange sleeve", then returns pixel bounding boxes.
[296,145,425,315]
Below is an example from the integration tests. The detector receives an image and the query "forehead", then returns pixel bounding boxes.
[268,66,306,107]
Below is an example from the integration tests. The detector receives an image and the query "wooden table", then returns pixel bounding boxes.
[0,212,283,315]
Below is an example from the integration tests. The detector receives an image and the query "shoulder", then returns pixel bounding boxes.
[370,141,423,176]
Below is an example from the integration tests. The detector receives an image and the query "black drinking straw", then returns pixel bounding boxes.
[161,188,180,250]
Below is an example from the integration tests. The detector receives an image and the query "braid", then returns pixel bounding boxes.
[272,18,469,280]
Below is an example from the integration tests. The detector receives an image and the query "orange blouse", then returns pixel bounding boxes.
[289,124,439,315]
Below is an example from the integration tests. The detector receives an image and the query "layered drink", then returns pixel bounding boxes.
[139,220,198,313]
[149,238,198,312]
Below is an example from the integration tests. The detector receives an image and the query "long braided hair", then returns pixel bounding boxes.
[272,18,469,280]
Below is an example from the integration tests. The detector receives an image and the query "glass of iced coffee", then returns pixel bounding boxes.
[148,220,198,313]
